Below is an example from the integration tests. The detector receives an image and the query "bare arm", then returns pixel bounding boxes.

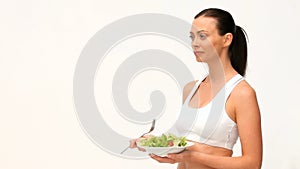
[151,83,263,169]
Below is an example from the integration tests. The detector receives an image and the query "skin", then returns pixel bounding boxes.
[131,16,262,169]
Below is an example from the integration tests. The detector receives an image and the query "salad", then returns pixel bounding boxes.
[139,133,187,147]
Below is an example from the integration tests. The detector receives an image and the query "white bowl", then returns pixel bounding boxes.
[137,141,194,157]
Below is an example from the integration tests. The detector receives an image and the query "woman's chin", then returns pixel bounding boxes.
[196,57,203,62]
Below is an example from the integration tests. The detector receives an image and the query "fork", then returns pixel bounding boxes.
[120,119,156,154]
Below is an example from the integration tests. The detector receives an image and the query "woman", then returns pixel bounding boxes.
[131,8,262,169]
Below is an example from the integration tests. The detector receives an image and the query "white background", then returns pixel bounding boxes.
[1,0,300,168]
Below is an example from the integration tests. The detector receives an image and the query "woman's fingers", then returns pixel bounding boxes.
[129,138,145,151]
[137,147,146,152]
[149,154,176,164]
[166,153,185,162]
[167,150,194,163]
[129,139,138,148]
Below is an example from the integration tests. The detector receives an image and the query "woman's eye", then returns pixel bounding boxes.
[189,35,195,40]
[199,33,207,39]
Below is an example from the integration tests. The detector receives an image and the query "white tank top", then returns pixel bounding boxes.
[172,74,244,150]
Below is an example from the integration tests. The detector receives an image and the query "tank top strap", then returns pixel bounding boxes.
[183,76,206,106]
[225,74,244,99]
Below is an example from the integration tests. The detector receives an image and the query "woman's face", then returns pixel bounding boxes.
[190,16,225,62]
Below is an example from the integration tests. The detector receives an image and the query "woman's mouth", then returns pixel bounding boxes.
[194,51,205,55]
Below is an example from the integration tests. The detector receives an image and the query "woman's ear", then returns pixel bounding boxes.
[223,33,233,47]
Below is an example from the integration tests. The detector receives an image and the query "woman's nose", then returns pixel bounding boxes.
[192,38,200,48]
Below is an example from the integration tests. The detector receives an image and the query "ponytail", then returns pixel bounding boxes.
[230,25,248,76]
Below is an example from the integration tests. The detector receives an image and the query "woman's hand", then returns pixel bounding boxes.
[149,141,202,164]
[129,138,146,152]
[150,147,194,164]
[129,135,153,152]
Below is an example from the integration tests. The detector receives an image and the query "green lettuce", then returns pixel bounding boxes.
[139,133,187,147]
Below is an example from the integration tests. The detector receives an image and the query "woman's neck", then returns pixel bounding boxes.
[204,54,237,95]
[206,53,236,83]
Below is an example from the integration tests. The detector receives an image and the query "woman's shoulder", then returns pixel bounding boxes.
[182,80,198,102]
[183,80,198,93]
[184,80,198,88]
[230,78,261,126]
[231,79,257,102]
